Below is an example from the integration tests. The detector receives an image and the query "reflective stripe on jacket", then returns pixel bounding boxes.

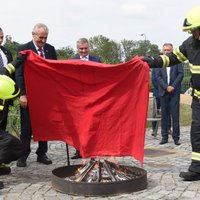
[192,152,200,162]
[158,36,200,94]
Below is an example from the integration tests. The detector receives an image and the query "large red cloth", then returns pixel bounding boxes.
[22,50,149,165]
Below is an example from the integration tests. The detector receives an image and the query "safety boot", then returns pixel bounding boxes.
[0,163,11,175]
[0,181,3,189]
[179,171,200,181]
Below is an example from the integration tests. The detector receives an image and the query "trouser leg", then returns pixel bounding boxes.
[0,102,9,131]
[160,95,169,140]
[189,99,200,173]
[36,141,48,157]
[19,106,32,161]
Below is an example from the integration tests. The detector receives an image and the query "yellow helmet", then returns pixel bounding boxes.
[183,5,200,32]
[0,75,20,101]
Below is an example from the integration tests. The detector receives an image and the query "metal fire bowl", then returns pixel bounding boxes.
[52,164,147,196]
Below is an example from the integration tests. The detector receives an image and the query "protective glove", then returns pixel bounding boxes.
[141,56,155,68]
[0,67,9,75]
[13,53,27,68]
[0,54,27,76]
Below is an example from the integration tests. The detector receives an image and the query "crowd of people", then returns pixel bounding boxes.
[1,4,200,189]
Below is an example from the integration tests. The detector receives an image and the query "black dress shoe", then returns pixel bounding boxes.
[17,159,27,167]
[0,181,4,189]
[151,130,156,136]
[179,171,200,181]
[174,141,181,145]
[0,164,11,175]
[37,155,52,165]
[159,139,168,145]
[71,151,82,159]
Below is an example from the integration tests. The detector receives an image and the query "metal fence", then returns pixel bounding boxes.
[182,61,191,94]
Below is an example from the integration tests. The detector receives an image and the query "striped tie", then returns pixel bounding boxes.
[38,48,44,58]
[0,53,4,68]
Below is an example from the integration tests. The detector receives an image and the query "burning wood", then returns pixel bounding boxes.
[65,159,141,183]
[103,160,117,182]
[74,159,96,182]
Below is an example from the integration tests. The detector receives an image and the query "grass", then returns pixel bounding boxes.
[146,102,192,128]
[180,103,192,126]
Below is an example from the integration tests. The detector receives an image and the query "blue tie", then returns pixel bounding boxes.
[0,53,4,68]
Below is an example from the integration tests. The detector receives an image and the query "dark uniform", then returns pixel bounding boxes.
[0,60,21,189]
[0,46,13,130]
[142,5,200,181]
[156,36,200,173]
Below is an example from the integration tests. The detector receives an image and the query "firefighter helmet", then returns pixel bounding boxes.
[0,75,20,101]
[183,5,200,32]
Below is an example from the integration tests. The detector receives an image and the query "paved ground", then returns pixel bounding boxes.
[1,126,200,200]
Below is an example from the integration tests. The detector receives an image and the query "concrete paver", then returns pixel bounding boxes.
[0,126,199,200]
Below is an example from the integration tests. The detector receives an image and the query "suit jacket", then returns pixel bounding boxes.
[0,46,13,63]
[0,46,13,78]
[155,63,183,97]
[71,54,101,63]
[15,41,57,95]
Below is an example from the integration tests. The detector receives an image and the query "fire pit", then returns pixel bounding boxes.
[52,159,147,196]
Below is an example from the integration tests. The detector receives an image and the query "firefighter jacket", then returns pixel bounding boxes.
[154,36,200,99]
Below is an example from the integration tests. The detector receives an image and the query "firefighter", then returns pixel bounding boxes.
[0,57,24,189]
[142,5,200,181]
[0,61,21,120]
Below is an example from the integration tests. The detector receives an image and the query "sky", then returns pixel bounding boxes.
[1,0,200,51]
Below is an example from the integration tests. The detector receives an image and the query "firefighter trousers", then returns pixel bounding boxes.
[189,98,200,173]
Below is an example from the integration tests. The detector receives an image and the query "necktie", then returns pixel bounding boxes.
[38,48,44,58]
[0,53,4,68]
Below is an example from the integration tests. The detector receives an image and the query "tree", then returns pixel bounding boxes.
[131,40,159,57]
[56,46,75,60]
[4,35,20,59]
[120,39,137,62]
[120,39,159,62]
[89,35,122,64]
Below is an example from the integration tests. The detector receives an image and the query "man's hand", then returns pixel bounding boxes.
[17,53,27,63]
[141,56,155,68]
[0,67,9,76]
[167,86,174,93]
[12,53,27,68]
[2,53,27,76]
[20,95,28,108]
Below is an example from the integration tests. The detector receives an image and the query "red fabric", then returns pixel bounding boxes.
[22,50,149,165]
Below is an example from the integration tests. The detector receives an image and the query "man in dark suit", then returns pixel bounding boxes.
[155,43,183,145]
[71,38,101,62]
[15,23,57,167]
[0,27,13,177]
[70,38,101,159]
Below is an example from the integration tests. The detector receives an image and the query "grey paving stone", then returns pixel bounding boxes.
[0,126,199,200]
